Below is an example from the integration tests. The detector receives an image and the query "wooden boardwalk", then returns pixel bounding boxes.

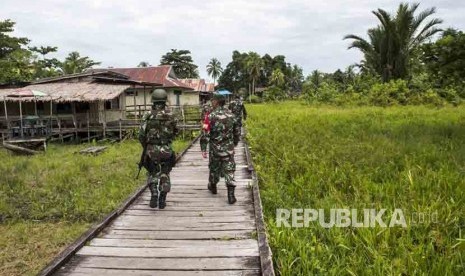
[50,138,273,275]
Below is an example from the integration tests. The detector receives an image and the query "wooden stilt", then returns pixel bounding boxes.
[143,85,147,115]
[119,110,122,141]
[19,100,23,137]
[87,111,90,143]
[72,102,78,140]
[49,99,53,136]
[3,96,9,135]
[58,118,63,143]
[103,103,106,139]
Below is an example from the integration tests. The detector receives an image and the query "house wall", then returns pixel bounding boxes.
[122,88,200,118]
[167,89,200,106]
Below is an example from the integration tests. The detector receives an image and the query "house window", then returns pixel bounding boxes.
[174,90,182,106]
[126,90,138,96]
[56,103,72,114]
[105,98,120,110]
[37,102,45,111]
[75,102,90,113]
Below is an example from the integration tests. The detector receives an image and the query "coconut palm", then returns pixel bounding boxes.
[59,51,100,75]
[206,58,223,85]
[344,3,442,82]
[245,52,263,98]
[269,68,285,87]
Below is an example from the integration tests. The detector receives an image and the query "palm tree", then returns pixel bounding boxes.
[269,68,285,87]
[245,52,263,100]
[308,70,323,89]
[59,51,100,74]
[206,58,223,85]
[344,3,442,82]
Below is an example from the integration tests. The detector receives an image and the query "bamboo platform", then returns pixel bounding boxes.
[42,136,274,275]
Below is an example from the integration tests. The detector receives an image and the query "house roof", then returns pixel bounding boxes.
[179,79,215,93]
[90,66,193,90]
[32,71,161,87]
[0,82,130,103]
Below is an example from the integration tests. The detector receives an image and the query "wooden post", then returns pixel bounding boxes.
[87,111,90,143]
[72,102,78,140]
[3,96,8,131]
[19,99,23,137]
[58,117,63,143]
[103,102,106,138]
[143,85,147,114]
[119,110,122,141]
[49,99,53,135]
[133,85,136,119]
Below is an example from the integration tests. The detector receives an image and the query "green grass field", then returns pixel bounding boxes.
[0,139,189,275]
[246,102,464,275]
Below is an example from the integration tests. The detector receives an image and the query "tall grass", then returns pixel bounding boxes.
[247,102,464,275]
[0,138,189,275]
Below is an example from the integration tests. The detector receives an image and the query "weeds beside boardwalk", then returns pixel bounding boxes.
[247,102,464,275]
[0,139,189,275]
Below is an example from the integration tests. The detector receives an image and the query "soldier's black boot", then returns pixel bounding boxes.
[149,189,158,208]
[159,192,167,209]
[148,178,158,208]
[208,182,217,194]
[227,186,237,204]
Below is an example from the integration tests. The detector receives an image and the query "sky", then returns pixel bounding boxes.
[1,0,464,80]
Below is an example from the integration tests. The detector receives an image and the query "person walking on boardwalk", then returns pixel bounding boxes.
[228,95,247,128]
[200,93,241,204]
[139,89,178,209]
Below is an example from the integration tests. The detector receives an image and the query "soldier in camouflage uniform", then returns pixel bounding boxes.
[139,89,178,209]
[228,95,247,127]
[200,94,241,204]
[201,100,212,122]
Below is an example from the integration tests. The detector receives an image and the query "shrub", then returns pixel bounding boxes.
[250,95,263,103]
[263,86,287,102]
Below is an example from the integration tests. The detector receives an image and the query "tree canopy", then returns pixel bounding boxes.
[0,19,101,85]
[159,49,199,78]
[344,3,442,82]
[217,51,303,95]
[206,58,222,85]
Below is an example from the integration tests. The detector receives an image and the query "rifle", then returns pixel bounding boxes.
[135,143,148,179]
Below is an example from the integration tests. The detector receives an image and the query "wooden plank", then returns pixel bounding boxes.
[65,255,259,270]
[135,195,252,204]
[77,246,259,258]
[113,215,255,224]
[131,200,252,207]
[128,205,253,212]
[110,221,255,231]
[89,238,258,248]
[56,267,259,276]
[100,229,253,240]
[123,209,254,217]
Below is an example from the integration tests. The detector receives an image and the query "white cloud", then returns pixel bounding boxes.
[1,0,464,80]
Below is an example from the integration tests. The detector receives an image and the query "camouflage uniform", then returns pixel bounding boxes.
[139,91,178,209]
[201,101,212,121]
[228,97,247,127]
[200,95,240,203]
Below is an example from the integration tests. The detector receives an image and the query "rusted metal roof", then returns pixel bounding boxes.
[0,82,130,102]
[32,71,130,84]
[90,66,193,90]
[179,79,215,93]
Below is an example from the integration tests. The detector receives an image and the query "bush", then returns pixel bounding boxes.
[369,79,411,106]
[263,86,287,102]
[250,95,263,103]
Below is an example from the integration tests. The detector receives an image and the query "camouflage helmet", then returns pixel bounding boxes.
[151,88,167,103]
